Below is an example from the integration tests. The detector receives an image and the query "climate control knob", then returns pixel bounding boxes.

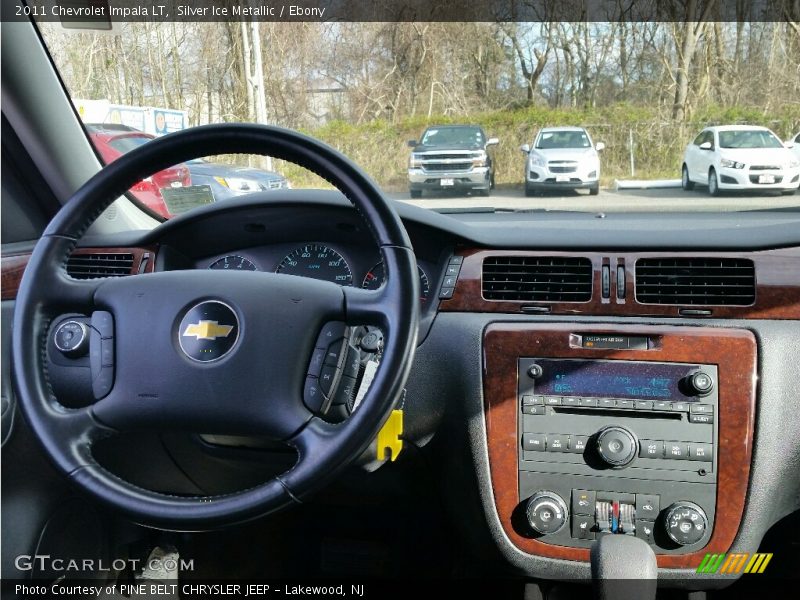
[526,491,568,535]
[664,502,708,546]
[596,426,638,467]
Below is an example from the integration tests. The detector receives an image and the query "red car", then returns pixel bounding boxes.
[87,125,191,217]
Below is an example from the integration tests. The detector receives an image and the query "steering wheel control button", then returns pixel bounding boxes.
[93,367,114,399]
[318,321,347,344]
[304,376,324,412]
[91,310,114,339]
[308,348,326,377]
[101,338,114,367]
[333,375,357,406]
[526,491,568,535]
[54,320,89,357]
[596,426,638,467]
[664,502,708,546]
[178,301,239,363]
[319,365,338,396]
[342,346,362,379]
[687,371,715,396]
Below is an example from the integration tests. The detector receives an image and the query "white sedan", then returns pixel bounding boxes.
[681,125,800,196]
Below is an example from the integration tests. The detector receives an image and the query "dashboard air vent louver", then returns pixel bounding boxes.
[66,253,135,279]
[635,258,755,305]
[482,256,593,302]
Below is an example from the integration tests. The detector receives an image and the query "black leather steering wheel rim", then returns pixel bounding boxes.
[12,124,419,530]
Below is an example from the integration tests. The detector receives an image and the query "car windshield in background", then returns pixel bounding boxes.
[36,18,800,217]
[718,130,784,149]
[421,127,485,147]
[536,131,591,149]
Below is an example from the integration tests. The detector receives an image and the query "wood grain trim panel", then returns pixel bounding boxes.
[483,323,756,567]
[442,248,800,319]
[1,247,157,301]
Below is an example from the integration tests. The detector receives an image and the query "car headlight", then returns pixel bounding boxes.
[472,151,488,167]
[213,176,260,192]
[409,154,423,169]
[720,158,745,169]
[529,152,546,167]
[789,158,800,169]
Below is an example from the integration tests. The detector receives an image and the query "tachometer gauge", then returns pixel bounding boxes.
[362,262,430,303]
[276,244,353,285]
[208,255,258,271]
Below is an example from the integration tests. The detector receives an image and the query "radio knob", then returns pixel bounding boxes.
[663,502,708,546]
[526,491,568,535]
[596,426,638,468]
[687,371,714,396]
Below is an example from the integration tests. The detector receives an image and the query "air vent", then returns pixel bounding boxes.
[635,258,755,305]
[66,253,135,279]
[482,256,593,302]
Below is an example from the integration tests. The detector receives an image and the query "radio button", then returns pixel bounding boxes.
[635,400,654,410]
[522,405,545,415]
[562,397,581,406]
[665,442,689,459]
[599,398,616,408]
[544,396,562,406]
[689,413,714,424]
[639,439,664,458]
[653,401,671,411]
[690,404,714,414]
[635,494,661,520]
[616,399,635,409]
[596,426,637,467]
[522,395,544,405]
[670,402,689,412]
[580,397,598,407]
[569,435,589,454]
[688,443,713,461]
[571,489,596,515]
[548,434,569,452]
[522,433,546,452]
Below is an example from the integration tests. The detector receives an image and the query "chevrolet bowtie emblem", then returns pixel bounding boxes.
[183,320,234,340]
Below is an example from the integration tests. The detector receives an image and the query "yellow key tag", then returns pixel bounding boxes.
[376,409,403,462]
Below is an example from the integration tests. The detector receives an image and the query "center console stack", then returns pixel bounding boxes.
[482,323,756,568]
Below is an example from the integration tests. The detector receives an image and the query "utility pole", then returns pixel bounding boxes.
[250,20,273,171]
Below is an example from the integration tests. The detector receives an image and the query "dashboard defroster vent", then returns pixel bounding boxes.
[66,253,135,279]
[635,258,756,306]
[482,256,593,302]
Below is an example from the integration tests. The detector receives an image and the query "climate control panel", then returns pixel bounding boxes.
[517,358,718,554]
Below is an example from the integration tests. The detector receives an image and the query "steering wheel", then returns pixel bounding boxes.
[12,124,420,529]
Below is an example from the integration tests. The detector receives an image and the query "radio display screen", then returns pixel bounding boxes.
[532,359,700,401]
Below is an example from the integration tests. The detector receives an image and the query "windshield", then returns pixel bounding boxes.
[106,136,152,153]
[420,128,485,147]
[535,131,591,150]
[36,17,800,217]
[718,130,784,149]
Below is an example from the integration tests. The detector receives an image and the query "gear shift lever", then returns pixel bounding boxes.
[590,534,657,600]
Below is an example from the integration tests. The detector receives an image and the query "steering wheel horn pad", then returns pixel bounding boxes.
[12,124,419,529]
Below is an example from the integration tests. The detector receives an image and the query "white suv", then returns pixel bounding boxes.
[521,127,604,196]
[682,125,800,196]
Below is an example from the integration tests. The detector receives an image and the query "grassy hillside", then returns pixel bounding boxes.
[277,104,800,190]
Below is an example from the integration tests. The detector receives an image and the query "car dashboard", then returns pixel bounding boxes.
[6,190,800,585]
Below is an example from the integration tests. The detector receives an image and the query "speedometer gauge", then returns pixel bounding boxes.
[362,262,430,303]
[208,255,258,271]
[276,244,353,285]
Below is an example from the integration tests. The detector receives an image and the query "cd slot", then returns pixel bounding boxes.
[553,406,683,420]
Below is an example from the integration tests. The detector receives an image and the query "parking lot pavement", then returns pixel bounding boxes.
[391,186,800,212]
